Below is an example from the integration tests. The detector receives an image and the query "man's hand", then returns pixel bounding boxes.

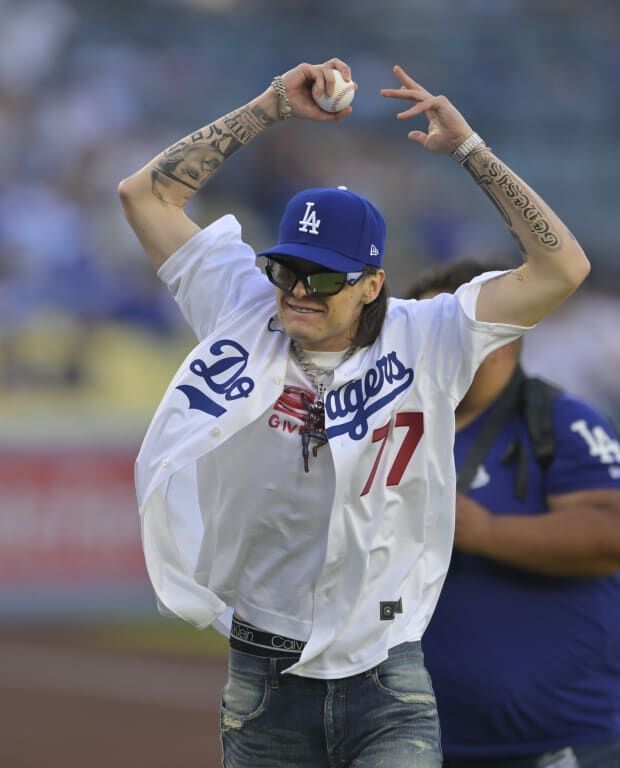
[454,493,493,554]
[279,59,355,122]
[381,65,473,154]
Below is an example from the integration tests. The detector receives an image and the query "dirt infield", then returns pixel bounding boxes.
[0,626,228,767]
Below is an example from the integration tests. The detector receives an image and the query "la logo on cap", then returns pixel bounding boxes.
[298,201,321,235]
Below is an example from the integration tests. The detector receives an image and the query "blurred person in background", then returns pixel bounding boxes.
[409,261,620,768]
[118,57,589,767]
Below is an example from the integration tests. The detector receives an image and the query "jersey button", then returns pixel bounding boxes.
[210,427,221,437]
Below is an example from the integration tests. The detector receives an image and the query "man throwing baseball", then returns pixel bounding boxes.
[118,59,590,767]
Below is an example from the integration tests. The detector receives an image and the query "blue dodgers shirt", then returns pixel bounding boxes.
[423,392,620,758]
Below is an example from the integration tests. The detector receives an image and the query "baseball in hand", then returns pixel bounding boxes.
[313,70,356,113]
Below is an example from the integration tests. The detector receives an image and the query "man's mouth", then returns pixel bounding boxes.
[285,300,324,314]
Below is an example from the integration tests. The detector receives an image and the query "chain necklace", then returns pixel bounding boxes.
[290,340,356,472]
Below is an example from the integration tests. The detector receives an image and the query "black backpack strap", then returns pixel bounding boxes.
[457,366,562,498]
[520,374,562,469]
[456,366,526,494]
[495,368,562,499]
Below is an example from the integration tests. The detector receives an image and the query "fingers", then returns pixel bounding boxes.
[381,65,433,99]
[381,90,436,110]
[310,67,328,99]
[326,57,352,82]
[380,88,430,103]
[310,58,353,98]
[380,65,438,127]
[391,65,433,98]
[407,130,428,147]
[379,92,441,125]
[394,96,439,120]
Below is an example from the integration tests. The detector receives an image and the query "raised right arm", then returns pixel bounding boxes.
[381,66,590,328]
[118,59,355,270]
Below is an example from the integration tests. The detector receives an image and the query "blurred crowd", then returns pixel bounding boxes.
[0,0,618,436]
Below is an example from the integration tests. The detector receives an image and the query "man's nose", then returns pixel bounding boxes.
[290,278,310,298]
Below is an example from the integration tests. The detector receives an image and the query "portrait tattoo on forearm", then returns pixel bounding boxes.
[466,150,560,251]
[151,104,274,204]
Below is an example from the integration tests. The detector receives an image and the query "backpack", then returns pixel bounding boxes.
[457,366,561,500]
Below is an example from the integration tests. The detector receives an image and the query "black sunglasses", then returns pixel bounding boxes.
[265,257,366,297]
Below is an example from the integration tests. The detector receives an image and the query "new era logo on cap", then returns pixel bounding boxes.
[257,186,386,273]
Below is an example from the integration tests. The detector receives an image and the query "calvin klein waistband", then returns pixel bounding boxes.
[229,615,306,659]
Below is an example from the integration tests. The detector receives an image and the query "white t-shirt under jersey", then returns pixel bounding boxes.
[198,349,340,642]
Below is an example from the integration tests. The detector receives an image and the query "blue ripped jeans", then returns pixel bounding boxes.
[220,640,442,768]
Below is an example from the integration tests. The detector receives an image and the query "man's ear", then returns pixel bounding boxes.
[363,270,385,303]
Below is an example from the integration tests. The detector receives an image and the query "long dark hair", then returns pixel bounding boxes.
[353,272,389,348]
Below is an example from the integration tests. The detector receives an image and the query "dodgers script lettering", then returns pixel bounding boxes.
[326,351,414,440]
[177,338,255,416]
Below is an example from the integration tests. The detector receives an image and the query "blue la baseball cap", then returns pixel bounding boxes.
[257,186,386,272]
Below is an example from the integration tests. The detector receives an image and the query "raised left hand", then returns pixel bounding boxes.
[381,65,474,154]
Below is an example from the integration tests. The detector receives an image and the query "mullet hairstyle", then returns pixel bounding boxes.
[352,269,389,348]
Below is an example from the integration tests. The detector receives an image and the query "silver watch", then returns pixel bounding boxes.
[452,132,485,165]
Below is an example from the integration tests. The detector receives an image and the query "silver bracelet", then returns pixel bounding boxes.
[271,76,292,121]
[452,132,485,166]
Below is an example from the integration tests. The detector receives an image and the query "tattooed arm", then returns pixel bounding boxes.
[118,59,354,270]
[382,65,590,327]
